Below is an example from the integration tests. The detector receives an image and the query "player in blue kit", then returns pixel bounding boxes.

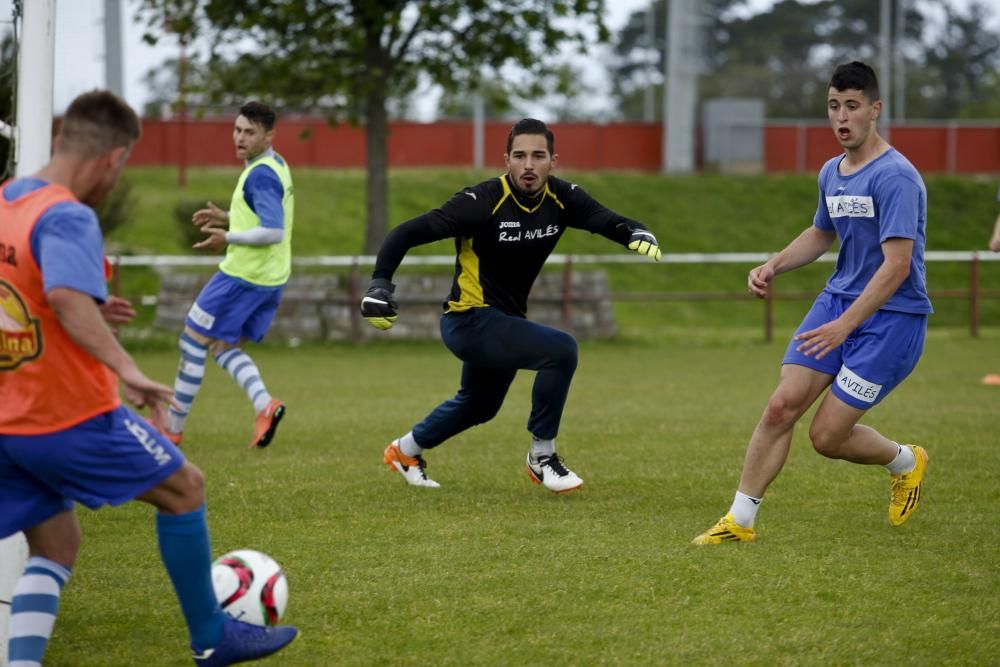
[0,91,296,666]
[693,61,933,544]
[163,101,293,450]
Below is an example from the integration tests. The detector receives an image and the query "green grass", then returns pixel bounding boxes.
[43,330,1000,666]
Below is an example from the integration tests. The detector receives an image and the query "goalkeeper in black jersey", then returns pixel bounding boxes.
[362,118,661,492]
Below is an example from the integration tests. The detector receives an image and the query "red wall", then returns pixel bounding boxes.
[128,118,1000,174]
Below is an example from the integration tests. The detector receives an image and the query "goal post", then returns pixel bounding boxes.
[1,0,56,660]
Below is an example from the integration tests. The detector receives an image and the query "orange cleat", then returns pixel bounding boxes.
[145,418,183,446]
[250,399,285,449]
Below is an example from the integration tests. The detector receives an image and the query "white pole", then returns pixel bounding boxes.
[472,91,484,170]
[2,1,57,661]
[879,0,891,141]
[643,3,655,123]
[663,0,698,173]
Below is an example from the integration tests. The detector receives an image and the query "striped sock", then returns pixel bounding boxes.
[214,348,272,414]
[167,332,208,434]
[7,557,71,667]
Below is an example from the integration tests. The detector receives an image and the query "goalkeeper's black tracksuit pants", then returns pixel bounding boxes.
[412,306,578,448]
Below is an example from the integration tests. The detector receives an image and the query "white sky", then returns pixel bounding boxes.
[0,0,996,116]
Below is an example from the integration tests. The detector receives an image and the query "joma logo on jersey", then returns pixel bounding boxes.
[0,279,42,371]
[499,221,520,229]
[826,195,875,218]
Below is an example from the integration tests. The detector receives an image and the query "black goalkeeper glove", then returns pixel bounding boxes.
[628,229,662,261]
[361,278,398,330]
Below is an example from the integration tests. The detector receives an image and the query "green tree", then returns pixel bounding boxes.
[136,0,608,254]
[608,0,1000,121]
[912,0,1000,119]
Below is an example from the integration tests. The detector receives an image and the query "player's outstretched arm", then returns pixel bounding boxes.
[990,212,1000,252]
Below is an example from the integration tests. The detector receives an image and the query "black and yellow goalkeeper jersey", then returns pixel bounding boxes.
[372,174,649,318]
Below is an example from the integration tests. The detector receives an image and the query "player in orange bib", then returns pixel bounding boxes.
[0,91,296,667]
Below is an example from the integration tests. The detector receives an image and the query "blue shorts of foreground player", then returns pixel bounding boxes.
[0,406,184,539]
[185,271,283,344]
[783,291,927,410]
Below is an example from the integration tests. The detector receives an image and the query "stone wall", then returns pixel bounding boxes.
[154,269,618,342]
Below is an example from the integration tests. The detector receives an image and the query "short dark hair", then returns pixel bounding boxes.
[239,101,276,131]
[829,61,880,102]
[57,90,140,157]
[507,118,554,155]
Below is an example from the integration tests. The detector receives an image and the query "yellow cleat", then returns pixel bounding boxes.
[889,445,928,527]
[692,513,756,545]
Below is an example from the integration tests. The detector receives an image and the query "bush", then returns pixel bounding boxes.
[94,177,137,237]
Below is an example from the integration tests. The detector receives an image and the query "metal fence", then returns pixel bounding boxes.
[110,251,1000,341]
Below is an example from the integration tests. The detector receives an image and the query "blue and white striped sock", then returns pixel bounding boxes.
[215,348,272,413]
[167,332,208,435]
[7,556,71,667]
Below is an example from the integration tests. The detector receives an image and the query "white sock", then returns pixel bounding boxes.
[214,348,272,413]
[884,443,916,475]
[729,491,762,528]
[530,436,555,460]
[398,431,422,457]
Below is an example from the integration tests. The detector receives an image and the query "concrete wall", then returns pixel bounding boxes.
[155,270,619,342]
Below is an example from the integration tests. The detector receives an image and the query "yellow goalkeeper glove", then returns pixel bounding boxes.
[628,230,661,261]
[361,278,398,330]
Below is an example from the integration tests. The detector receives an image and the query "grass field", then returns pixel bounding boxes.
[41,329,1000,666]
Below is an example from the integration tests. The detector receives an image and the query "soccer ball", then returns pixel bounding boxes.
[211,549,289,626]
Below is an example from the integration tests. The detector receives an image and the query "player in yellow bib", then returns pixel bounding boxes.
[163,102,294,449]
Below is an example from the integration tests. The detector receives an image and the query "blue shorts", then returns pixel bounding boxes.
[783,291,927,410]
[0,406,184,539]
[186,271,284,344]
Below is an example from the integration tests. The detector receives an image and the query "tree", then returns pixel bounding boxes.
[608,0,1000,121]
[912,0,1000,119]
[136,0,608,254]
[1,30,16,179]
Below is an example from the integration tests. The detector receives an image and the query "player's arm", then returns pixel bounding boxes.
[794,237,912,360]
[48,288,177,419]
[748,225,836,297]
[363,185,488,330]
[35,206,177,418]
[562,182,661,260]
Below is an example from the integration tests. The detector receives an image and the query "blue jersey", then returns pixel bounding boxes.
[3,177,108,302]
[813,148,932,315]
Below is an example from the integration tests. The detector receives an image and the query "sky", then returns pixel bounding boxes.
[0,0,996,117]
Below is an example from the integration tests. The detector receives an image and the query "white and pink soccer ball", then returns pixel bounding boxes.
[211,549,289,626]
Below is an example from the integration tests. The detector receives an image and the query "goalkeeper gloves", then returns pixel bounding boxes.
[361,278,398,330]
[628,229,661,261]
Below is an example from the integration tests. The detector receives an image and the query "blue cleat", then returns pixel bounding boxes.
[192,616,299,666]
